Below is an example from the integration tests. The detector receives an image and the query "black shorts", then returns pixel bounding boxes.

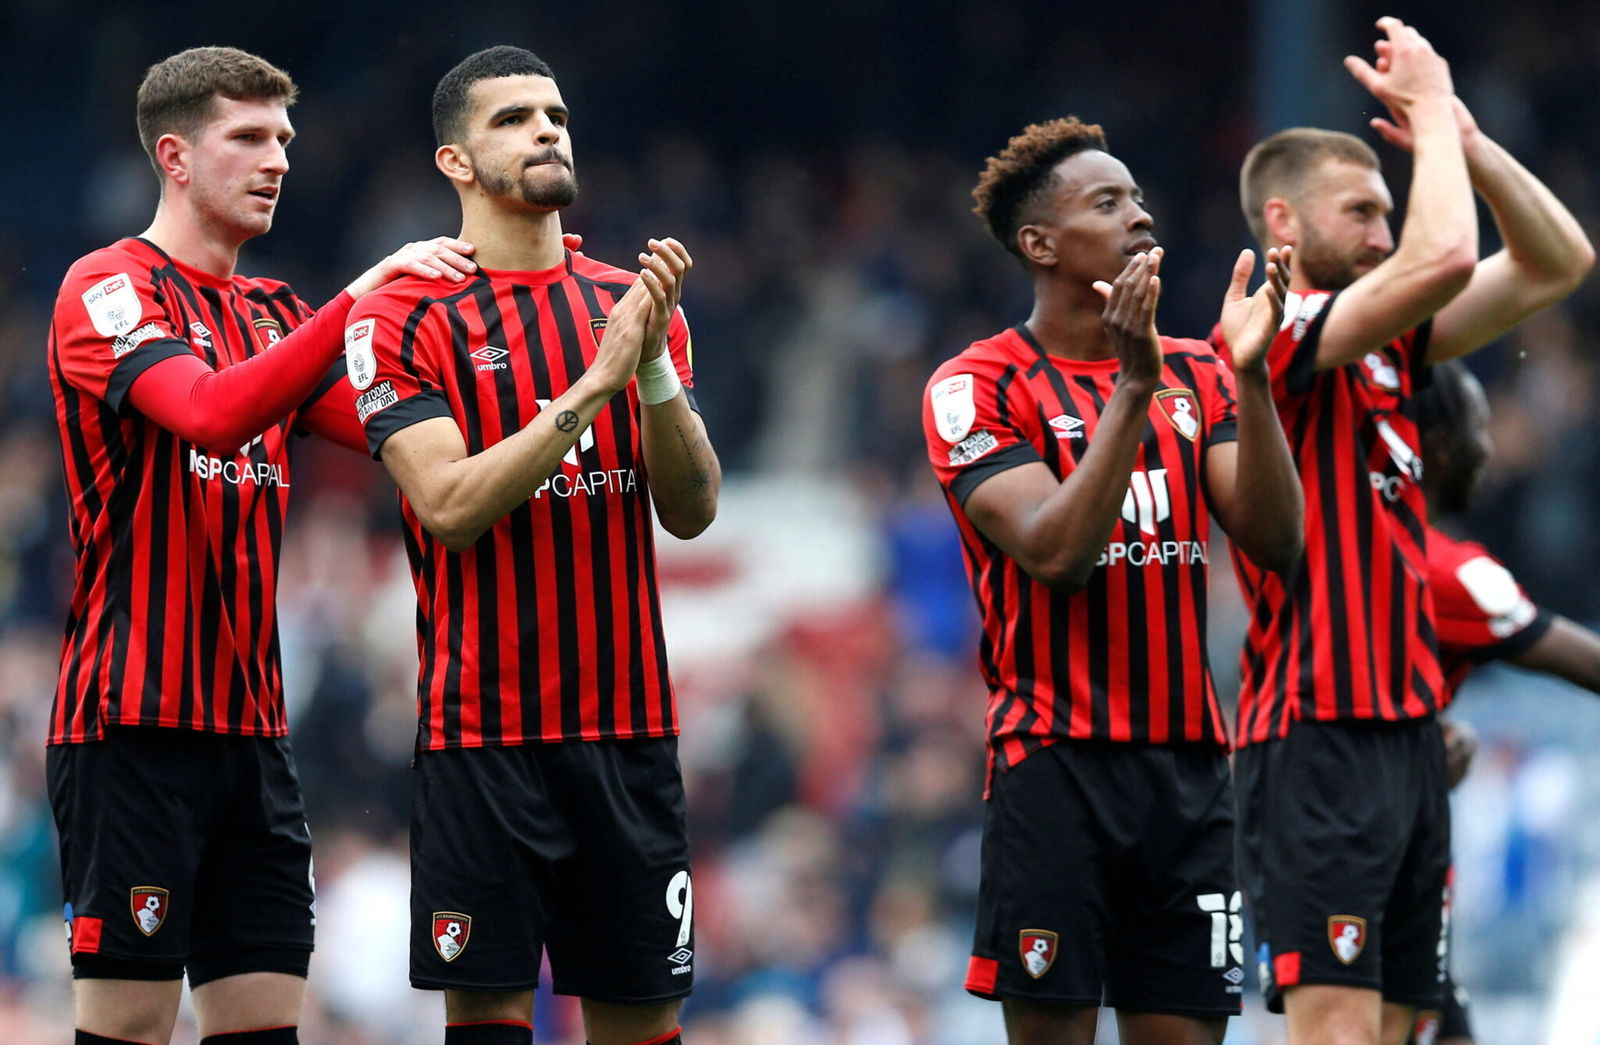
[46,727,315,984]
[1235,717,1450,1011]
[410,736,693,1001]
[965,740,1243,1016]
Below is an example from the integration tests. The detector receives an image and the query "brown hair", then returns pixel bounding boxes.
[972,116,1108,262]
[136,46,297,175]
[1239,127,1380,246]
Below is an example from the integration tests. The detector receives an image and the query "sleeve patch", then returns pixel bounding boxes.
[930,373,977,443]
[355,379,399,423]
[81,273,142,337]
[344,318,378,390]
[112,322,164,359]
[1456,556,1538,638]
[948,429,999,466]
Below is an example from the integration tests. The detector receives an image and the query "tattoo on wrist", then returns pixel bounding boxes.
[555,410,580,432]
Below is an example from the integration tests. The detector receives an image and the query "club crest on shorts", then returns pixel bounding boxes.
[1018,929,1058,979]
[433,912,471,962]
[130,887,169,936]
[1411,1010,1441,1045]
[1155,388,1201,441]
[1328,915,1367,965]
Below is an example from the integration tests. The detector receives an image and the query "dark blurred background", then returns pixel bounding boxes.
[2,2,1598,1042]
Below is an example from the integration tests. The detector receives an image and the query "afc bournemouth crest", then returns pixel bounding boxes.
[433,912,471,962]
[1411,1010,1441,1045]
[252,317,284,349]
[590,317,609,349]
[130,887,169,936]
[1019,929,1058,979]
[1328,915,1367,965]
[1154,388,1201,441]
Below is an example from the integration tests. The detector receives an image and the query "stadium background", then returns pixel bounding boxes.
[2,1,1598,1041]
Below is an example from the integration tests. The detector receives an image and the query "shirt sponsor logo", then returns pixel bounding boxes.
[111,321,163,359]
[344,319,377,390]
[1096,540,1208,568]
[355,380,398,423]
[1284,290,1329,342]
[82,272,141,337]
[931,373,977,443]
[948,428,998,466]
[471,344,509,372]
[1048,413,1085,439]
[188,448,289,487]
[1121,468,1170,536]
[533,467,638,500]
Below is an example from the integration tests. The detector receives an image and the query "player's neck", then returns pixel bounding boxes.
[141,202,243,281]
[460,201,565,273]
[1025,295,1118,362]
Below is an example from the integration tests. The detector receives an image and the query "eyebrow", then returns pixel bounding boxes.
[488,102,570,123]
[231,123,295,142]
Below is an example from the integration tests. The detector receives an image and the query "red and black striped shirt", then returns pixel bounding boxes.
[923,325,1237,780]
[1428,527,1550,702]
[349,251,695,749]
[47,237,323,743]
[1218,291,1446,745]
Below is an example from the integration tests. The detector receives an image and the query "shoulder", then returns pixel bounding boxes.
[927,332,1019,390]
[568,251,639,290]
[58,239,157,296]
[1160,335,1220,362]
[233,271,302,301]
[348,274,463,323]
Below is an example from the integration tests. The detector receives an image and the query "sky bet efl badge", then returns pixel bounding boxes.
[1019,929,1058,979]
[930,373,976,443]
[130,887,169,936]
[433,912,471,962]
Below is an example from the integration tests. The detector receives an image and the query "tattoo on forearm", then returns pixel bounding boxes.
[554,410,580,433]
[674,424,712,496]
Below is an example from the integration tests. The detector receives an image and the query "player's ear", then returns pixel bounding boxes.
[435,143,474,185]
[1017,224,1056,268]
[154,133,190,186]
[1263,197,1296,248]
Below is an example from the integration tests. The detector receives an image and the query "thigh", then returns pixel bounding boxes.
[544,738,695,1004]
[1241,722,1418,1009]
[409,745,571,992]
[964,743,1110,1008]
[47,730,218,972]
[1380,720,1450,1009]
[188,736,315,980]
[1105,748,1243,1019]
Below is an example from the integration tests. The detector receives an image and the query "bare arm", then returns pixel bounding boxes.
[965,251,1163,593]
[1312,17,1477,370]
[379,269,665,552]
[1508,616,1600,695]
[634,239,721,538]
[1207,248,1304,572]
[1420,110,1596,360]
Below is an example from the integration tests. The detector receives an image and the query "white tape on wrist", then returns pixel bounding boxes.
[635,352,682,405]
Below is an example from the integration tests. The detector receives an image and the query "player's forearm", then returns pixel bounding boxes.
[1466,134,1595,294]
[411,375,618,551]
[1021,378,1155,592]
[640,395,720,539]
[1393,98,1478,282]
[127,292,354,454]
[1223,369,1304,572]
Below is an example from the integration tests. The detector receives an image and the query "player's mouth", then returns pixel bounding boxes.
[524,151,570,171]
[1126,237,1159,255]
[248,185,280,204]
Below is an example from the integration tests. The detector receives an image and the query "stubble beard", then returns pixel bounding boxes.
[480,162,579,210]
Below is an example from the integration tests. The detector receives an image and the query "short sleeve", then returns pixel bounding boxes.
[1431,541,1552,663]
[923,355,1042,507]
[1267,291,1335,400]
[667,306,700,413]
[53,262,193,413]
[1202,349,1239,446]
[344,291,454,459]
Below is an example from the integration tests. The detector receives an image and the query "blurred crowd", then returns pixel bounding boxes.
[3,1,1600,1042]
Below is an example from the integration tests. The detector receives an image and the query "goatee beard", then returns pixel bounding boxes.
[480,164,578,209]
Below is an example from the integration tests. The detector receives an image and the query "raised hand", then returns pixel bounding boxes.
[1343,17,1455,124]
[1091,248,1164,386]
[1219,246,1290,373]
[345,236,477,297]
[636,238,692,365]
[1369,94,1482,155]
[588,274,662,395]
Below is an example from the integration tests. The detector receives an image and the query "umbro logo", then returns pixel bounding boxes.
[1048,414,1085,440]
[472,345,509,372]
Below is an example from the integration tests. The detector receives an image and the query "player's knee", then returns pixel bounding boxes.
[579,998,682,1045]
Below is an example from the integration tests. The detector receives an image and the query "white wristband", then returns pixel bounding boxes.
[635,352,682,406]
